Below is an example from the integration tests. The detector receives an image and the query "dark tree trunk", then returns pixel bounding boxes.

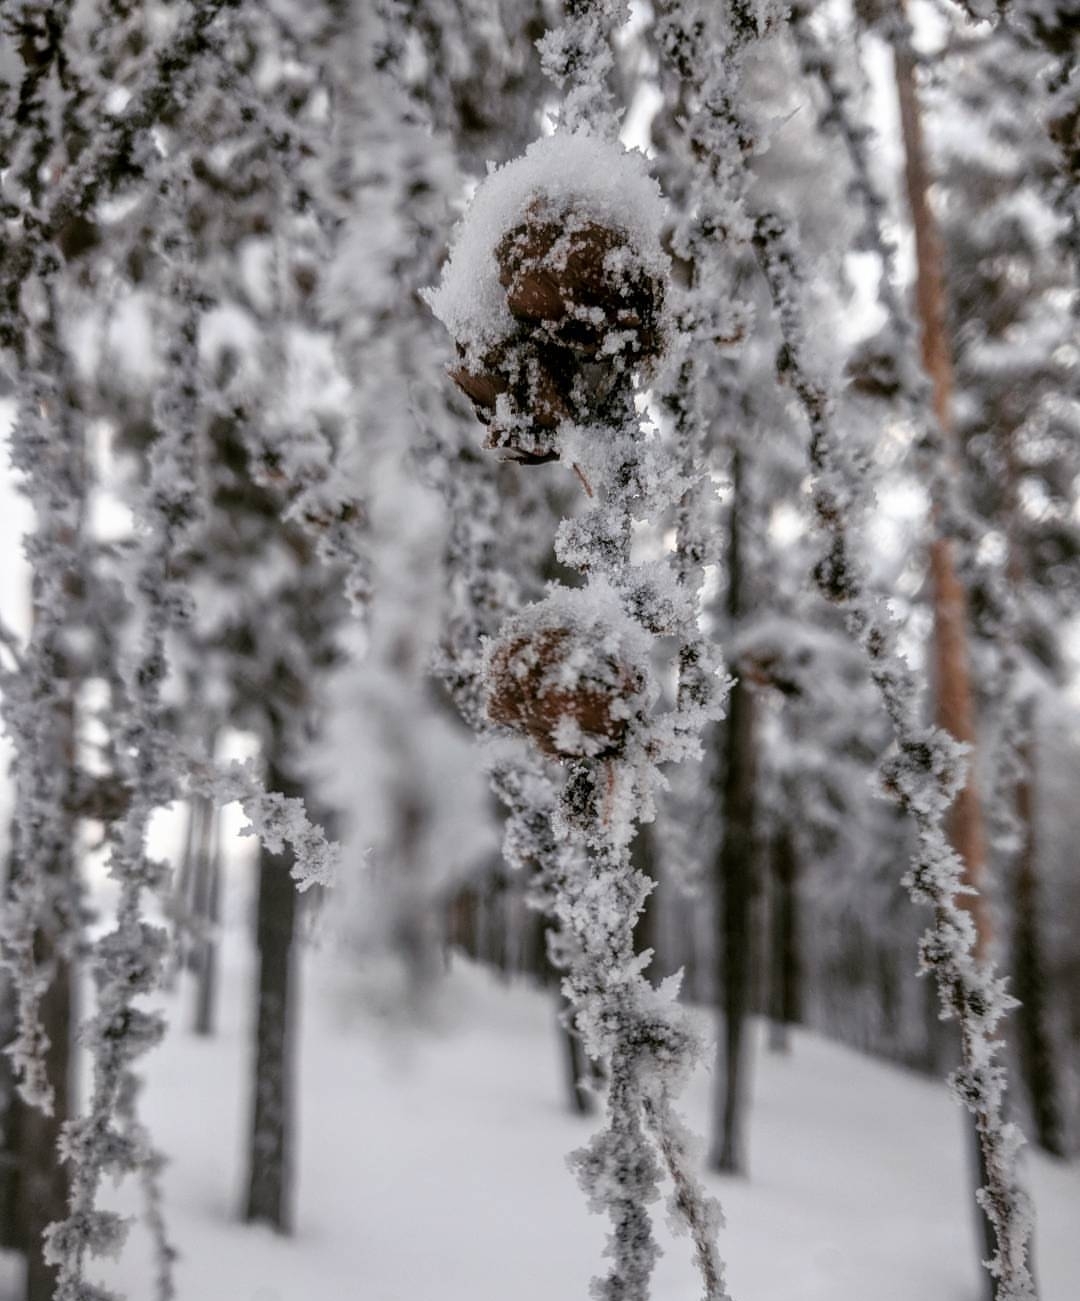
[193,800,221,1038]
[767,822,800,1053]
[709,672,757,1175]
[243,753,300,1233]
[0,970,17,1251]
[1012,707,1064,1157]
[709,448,757,1176]
[15,952,73,1301]
[631,821,659,972]
[542,921,600,1115]
[447,882,480,961]
[163,795,200,991]
[556,994,598,1117]
[0,695,77,1301]
[0,895,74,1301]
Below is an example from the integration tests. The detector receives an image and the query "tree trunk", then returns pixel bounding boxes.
[243,752,300,1233]
[556,993,598,1117]
[162,795,200,991]
[893,25,1001,1296]
[0,859,75,1301]
[540,918,600,1115]
[709,447,757,1176]
[0,968,17,1251]
[0,626,78,1301]
[1011,703,1064,1156]
[631,821,660,973]
[15,952,73,1301]
[767,822,800,1053]
[193,800,221,1038]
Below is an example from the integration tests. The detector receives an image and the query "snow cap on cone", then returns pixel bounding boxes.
[425,132,670,463]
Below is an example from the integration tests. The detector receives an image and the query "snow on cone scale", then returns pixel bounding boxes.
[428,123,730,1301]
[486,581,656,761]
[424,132,670,464]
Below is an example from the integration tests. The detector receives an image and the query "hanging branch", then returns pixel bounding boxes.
[653,3,1035,1298]
[0,0,89,1135]
[427,7,730,1298]
[537,0,629,138]
[754,199,1035,1301]
[0,264,89,1118]
[790,0,1034,893]
[43,180,202,1301]
[0,0,242,351]
[796,2,1030,853]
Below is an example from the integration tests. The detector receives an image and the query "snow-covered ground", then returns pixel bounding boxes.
[2,843,1077,1301]
[32,923,1064,1301]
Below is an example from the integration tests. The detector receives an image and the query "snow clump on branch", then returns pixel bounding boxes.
[424,132,670,463]
[485,579,656,761]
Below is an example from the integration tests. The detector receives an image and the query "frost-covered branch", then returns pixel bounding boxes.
[43,185,202,1301]
[427,8,730,1294]
[538,0,629,138]
[754,202,1036,1301]
[653,3,1035,1297]
[0,281,89,1123]
[188,757,341,893]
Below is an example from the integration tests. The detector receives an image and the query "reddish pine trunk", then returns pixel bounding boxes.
[893,22,1001,1296]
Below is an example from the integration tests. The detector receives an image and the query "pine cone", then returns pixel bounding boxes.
[448,199,666,462]
[487,625,644,759]
[495,203,665,362]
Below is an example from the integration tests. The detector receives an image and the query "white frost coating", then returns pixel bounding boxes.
[423,131,669,356]
[490,578,654,680]
[487,575,657,685]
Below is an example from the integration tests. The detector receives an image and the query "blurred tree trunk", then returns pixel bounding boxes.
[557,993,598,1117]
[542,919,600,1116]
[243,748,300,1233]
[163,795,199,990]
[1011,702,1064,1156]
[13,948,73,1301]
[0,967,17,1249]
[631,821,659,972]
[1000,361,1064,1157]
[192,799,221,1038]
[0,753,76,1301]
[893,24,1002,1297]
[709,447,757,1176]
[767,822,800,1053]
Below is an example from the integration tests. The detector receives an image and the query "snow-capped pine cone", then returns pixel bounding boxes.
[448,201,665,463]
[486,626,644,760]
[495,203,665,363]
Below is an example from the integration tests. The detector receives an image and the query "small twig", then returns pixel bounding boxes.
[571,460,594,497]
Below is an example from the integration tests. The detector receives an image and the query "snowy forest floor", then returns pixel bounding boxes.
[4,909,1080,1301]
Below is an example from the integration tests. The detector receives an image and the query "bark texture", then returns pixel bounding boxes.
[767,823,801,1053]
[243,754,300,1233]
[709,449,757,1176]
[894,22,1002,1295]
[1011,711,1064,1157]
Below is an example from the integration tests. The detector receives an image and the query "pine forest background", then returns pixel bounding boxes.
[0,2,1079,1301]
